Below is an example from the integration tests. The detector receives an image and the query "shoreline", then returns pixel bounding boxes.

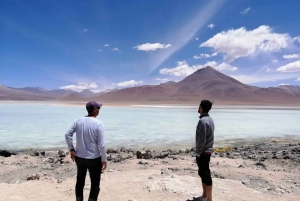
[1,100,300,108]
[3,135,300,154]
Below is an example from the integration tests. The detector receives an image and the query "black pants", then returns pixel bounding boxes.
[75,156,102,201]
[196,154,212,186]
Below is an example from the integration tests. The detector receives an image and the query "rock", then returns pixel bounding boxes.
[0,150,16,157]
[120,147,126,152]
[27,174,40,181]
[58,150,66,157]
[40,151,45,156]
[27,149,40,157]
[254,162,267,170]
[241,180,250,185]
[144,151,152,159]
[179,149,186,154]
[161,169,172,176]
[160,151,169,158]
[107,148,118,154]
[138,160,148,165]
[150,152,160,159]
[136,151,145,159]
[111,154,122,162]
[238,165,245,168]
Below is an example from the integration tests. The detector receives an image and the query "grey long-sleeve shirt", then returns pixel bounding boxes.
[195,114,215,157]
[65,116,107,162]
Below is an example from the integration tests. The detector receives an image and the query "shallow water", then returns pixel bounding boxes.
[0,102,299,151]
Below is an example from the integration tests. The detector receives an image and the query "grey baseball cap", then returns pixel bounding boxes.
[86,101,102,113]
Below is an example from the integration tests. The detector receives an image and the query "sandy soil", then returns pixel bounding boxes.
[1,147,299,201]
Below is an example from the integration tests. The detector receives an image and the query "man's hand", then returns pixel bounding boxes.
[102,162,107,170]
[70,150,76,162]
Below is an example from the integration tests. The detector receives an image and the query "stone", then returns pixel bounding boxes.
[138,160,148,165]
[58,150,66,157]
[136,151,145,159]
[160,151,169,158]
[120,147,126,152]
[28,149,40,156]
[241,180,250,185]
[27,174,40,181]
[0,150,16,157]
[106,148,118,154]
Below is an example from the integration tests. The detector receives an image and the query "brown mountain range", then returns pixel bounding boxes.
[1,67,300,105]
[95,67,300,105]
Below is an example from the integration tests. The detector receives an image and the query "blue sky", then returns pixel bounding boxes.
[1,0,300,92]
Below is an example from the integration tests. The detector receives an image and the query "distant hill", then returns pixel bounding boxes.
[94,67,300,104]
[1,67,300,105]
[276,84,300,93]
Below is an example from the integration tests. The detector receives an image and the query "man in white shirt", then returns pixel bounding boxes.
[65,101,107,201]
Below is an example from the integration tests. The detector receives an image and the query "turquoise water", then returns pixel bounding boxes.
[0,102,300,151]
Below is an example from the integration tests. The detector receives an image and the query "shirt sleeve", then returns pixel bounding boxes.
[195,120,207,156]
[97,124,107,162]
[65,121,76,150]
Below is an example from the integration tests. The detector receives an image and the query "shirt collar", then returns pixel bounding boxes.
[200,113,209,119]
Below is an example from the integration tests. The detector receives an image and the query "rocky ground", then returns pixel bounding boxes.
[0,140,300,201]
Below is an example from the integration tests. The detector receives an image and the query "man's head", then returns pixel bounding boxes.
[198,100,213,114]
[86,101,102,117]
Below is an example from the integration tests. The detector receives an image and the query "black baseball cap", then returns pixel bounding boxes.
[86,101,102,113]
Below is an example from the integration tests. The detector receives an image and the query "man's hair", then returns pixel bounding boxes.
[200,100,213,113]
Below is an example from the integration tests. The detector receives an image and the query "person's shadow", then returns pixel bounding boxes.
[186,197,201,201]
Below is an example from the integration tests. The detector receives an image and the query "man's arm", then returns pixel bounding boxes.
[97,124,107,170]
[65,122,76,162]
[195,120,207,157]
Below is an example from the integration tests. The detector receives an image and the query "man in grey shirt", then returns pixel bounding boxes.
[195,100,214,201]
[65,101,107,201]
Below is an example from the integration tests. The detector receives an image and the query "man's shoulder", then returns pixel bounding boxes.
[91,118,104,126]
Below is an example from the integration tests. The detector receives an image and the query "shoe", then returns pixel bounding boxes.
[199,197,208,201]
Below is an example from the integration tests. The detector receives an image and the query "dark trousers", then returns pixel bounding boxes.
[75,156,102,201]
[196,154,212,186]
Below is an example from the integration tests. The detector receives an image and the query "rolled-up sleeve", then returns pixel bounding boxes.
[97,124,107,162]
[195,120,207,156]
[65,121,76,150]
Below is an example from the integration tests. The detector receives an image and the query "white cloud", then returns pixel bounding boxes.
[84,29,88,32]
[104,44,110,47]
[240,7,251,15]
[112,48,119,51]
[195,37,199,41]
[133,43,171,51]
[231,73,300,84]
[114,80,143,87]
[200,25,290,62]
[159,60,236,76]
[193,52,218,59]
[283,54,300,59]
[60,82,98,92]
[293,36,300,43]
[266,68,271,72]
[276,61,300,72]
[276,84,290,87]
[296,77,300,81]
[272,59,279,63]
[208,24,215,29]
[156,78,170,83]
[97,50,102,52]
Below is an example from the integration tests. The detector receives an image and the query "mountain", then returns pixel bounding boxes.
[78,89,95,97]
[0,85,54,100]
[1,67,300,105]
[276,85,300,93]
[95,67,300,104]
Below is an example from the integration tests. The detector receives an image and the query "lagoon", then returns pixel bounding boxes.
[0,102,300,151]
